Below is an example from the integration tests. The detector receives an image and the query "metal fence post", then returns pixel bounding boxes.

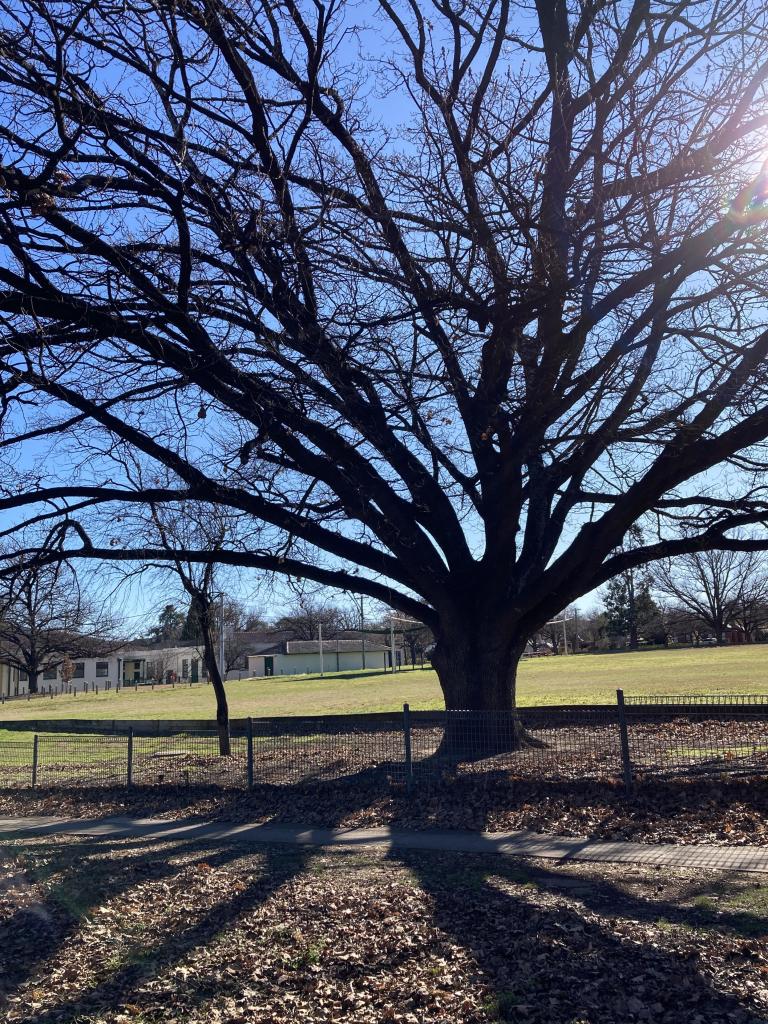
[31,734,39,788]
[127,727,134,789]
[616,689,633,795]
[403,703,414,790]
[246,716,254,789]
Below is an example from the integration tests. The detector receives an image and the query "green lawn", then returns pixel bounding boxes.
[1,644,768,726]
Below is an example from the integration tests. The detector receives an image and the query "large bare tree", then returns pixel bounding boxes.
[2,0,768,717]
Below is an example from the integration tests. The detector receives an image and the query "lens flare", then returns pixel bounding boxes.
[728,157,768,223]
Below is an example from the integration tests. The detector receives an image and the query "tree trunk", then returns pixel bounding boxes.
[27,669,39,695]
[197,599,230,756]
[430,621,529,756]
[627,574,638,649]
[407,639,417,666]
[628,617,638,649]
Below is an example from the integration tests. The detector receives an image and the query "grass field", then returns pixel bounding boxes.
[1,644,768,726]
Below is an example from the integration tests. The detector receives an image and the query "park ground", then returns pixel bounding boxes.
[3,648,768,1024]
[3,771,768,846]
[1,833,767,1023]
[2,645,768,727]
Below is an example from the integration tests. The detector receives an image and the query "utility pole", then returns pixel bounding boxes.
[388,614,424,671]
[573,607,579,654]
[546,616,569,655]
[360,595,366,670]
[319,621,324,676]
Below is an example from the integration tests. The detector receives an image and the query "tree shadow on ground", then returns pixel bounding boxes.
[393,849,768,1023]
[5,765,768,843]
[559,865,768,940]
[4,768,768,1023]
[0,766,406,1021]
[0,832,312,1021]
[4,752,768,1021]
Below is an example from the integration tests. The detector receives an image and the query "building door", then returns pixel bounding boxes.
[191,659,199,682]
[264,657,274,677]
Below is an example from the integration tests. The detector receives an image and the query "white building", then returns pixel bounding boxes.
[117,645,205,686]
[2,644,206,694]
[0,662,25,698]
[247,639,391,677]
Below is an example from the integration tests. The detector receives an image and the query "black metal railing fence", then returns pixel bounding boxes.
[1,693,767,792]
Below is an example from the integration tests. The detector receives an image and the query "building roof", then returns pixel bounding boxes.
[246,641,284,656]
[231,630,293,655]
[250,639,391,657]
[286,639,390,654]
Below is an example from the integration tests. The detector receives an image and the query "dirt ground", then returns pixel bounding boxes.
[1,833,768,1023]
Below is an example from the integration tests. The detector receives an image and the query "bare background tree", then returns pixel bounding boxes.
[272,597,346,642]
[126,504,243,754]
[732,568,768,641]
[144,648,180,686]
[0,558,121,692]
[222,600,266,674]
[181,594,263,673]
[654,547,768,646]
[2,0,768,725]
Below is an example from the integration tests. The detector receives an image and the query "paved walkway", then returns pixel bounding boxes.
[1,815,768,873]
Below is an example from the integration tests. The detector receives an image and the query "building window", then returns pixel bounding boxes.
[43,667,57,680]
[181,659,189,680]
[73,662,85,679]
[95,662,109,677]
[19,670,28,681]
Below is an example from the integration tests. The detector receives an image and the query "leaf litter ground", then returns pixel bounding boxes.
[3,772,768,845]
[2,834,768,1023]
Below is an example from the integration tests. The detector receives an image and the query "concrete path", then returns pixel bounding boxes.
[1,815,767,872]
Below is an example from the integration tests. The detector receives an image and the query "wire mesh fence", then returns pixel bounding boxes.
[0,740,36,787]
[248,718,404,785]
[36,734,129,788]
[131,733,248,788]
[1,695,768,792]
[623,693,768,707]
[623,709,768,779]
[404,708,624,785]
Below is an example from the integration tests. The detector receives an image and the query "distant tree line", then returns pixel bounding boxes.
[568,547,768,652]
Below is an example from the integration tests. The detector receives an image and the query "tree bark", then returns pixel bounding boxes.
[197,599,230,756]
[430,618,530,755]
[27,668,38,695]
